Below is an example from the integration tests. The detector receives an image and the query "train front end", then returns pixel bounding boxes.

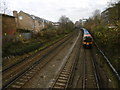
[83,34,93,48]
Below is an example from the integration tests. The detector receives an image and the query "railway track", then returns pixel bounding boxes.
[82,49,100,89]
[2,33,72,72]
[95,42,120,82]
[49,31,81,89]
[73,41,119,89]
[94,42,120,88]
[2,31,78,89]
[74,46,101,89]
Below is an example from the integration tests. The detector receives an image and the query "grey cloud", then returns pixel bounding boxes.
[5,0,110,22]
[57,8,67,11]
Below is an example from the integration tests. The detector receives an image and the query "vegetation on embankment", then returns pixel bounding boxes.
[84,1,120,75]
[93,26,120,74]
[2,30,71,58]
[85,25,120,75]
[2,30,71,69]
[2,15,74,58]
[2,15,74,69]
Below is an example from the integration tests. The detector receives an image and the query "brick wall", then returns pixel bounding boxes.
[2,14,16,35]
[2,14,16,43]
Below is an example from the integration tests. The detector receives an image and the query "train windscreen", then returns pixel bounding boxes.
[83,36,92,42]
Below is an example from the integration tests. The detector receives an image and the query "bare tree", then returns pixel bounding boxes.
[93,9,101,20]
[0,1,7,14]
[59,15,71,24]
[3,2,7,14]
[91,9,101,26]
[58,15,74,33]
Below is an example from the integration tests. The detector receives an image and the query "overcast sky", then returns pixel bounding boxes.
[1,0,112,22]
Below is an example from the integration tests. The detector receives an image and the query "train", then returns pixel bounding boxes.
[81,28,93,48]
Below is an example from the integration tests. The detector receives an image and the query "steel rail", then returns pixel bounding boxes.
[68,30,82,88]
[65,31,82,88]
[94,42,120,82]
[2,33,72,72]
[82,49,86,90]
[50,32,80,89]
[90,49,100,89]
[2,32,75,89]
[82,49,100,89]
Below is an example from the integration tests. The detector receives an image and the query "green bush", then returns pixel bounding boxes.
[91,25,120,74]
[3,22,74,58]
[2,40,42,57]
[17,29,31,33]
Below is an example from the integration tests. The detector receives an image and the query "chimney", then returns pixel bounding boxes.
[13,10,18,17]
[13,10,19,28]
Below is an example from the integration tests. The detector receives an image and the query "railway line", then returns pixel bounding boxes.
[68,29,101,89]
[95,42,120,83]
[74,48,101,89]
[2,30,80,89]
[3,33,72,72]
[82,49,100,89]
[49,29,102,89]
[72,43,120,89]
[2,29,120,89]
[49,30,81,89]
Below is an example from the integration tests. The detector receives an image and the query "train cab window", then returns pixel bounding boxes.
[83,37,92,42]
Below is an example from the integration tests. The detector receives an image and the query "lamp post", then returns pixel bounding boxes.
[32,16,35,31]
[42,19,44,29]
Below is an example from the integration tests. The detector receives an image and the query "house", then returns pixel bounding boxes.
[101,2,120,25]
[101,9,110,25]
[13,11,50,32]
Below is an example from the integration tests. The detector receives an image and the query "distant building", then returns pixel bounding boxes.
[75,20,83,28]
[101,9,110,25]
[13,11,50,32]
[52,22,60,28]
[101,2,120,25]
